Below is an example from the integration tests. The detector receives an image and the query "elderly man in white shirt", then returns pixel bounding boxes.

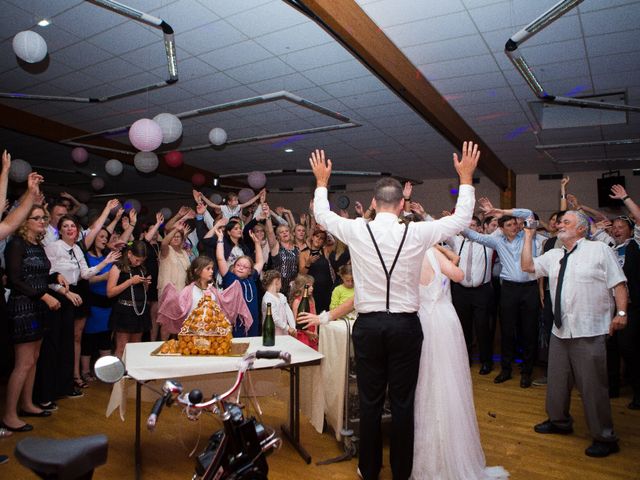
[307,142,479,480]
[521,210,627,458]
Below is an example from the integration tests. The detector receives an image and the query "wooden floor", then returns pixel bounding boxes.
[0,366,638,479]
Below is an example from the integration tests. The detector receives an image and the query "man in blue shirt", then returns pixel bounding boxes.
[463,203,539,388]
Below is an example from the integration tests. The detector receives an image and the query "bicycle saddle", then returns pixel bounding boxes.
[15,434,108,479]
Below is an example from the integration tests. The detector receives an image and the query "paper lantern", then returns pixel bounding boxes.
[134,151,159,173]
[160,207,172,220]
[9,159,32,182]
[238,188,255,204]
[77,203,89,217]
[123,198,141,213]
[129,118,163,152]
[77,190,92,203]
[105,159,123,176]
[13,30,47,64]
[91,177,105,191]
[209,193,222,205]
[164,151,183,168]
[247,171,266,190]
[153,113,183,144]
[192,173,206,186]
[208,127,227,146]
[71,147,89,164]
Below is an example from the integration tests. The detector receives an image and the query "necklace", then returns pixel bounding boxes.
[129,267,147,316]
[242,280,254,303]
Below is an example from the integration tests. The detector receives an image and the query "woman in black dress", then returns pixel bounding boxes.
[298,229,334,313]
[106,241,150,359]
[1,205,67,432]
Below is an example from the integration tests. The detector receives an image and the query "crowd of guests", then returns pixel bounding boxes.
[0,146,638,463]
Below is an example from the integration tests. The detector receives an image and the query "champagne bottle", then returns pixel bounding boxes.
[296,284,310,330]
[262,303,275,347]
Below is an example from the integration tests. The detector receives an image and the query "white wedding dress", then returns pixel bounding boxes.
[411,249,509,480]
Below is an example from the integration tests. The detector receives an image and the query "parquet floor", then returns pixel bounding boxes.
[0,366,638,479]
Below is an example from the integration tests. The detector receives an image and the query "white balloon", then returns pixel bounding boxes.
[134,151,159,173]
[160,207,172,220]
[208,127,227,146]
[77,203,89,217]
[153,113,183,144]
[91,177,105,191]
[9,159,32,182]
[13,30,47,64]
[209,193,223,205]
[105,159,123,176]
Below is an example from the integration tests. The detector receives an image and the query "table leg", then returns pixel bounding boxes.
[280,365,311,463]
[135,381,142,479]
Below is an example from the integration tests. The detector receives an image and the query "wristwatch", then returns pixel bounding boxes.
[617,310,626,317]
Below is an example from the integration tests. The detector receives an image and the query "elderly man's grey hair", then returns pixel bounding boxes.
[565,210,590,237]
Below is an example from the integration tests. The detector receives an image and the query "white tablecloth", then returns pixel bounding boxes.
[312,319,355,440]
[107,336,323,419]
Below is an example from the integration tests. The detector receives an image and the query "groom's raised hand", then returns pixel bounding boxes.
[453,141,480,186]
[309,149,332,188]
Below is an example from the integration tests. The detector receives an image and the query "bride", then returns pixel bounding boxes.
[412,246,508,480]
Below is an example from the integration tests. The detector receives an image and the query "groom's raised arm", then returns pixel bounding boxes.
[311,149,353,244]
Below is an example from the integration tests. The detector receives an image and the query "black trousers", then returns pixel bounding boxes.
[352,312,423,480]
[499,281,539,375]
[607,306,640,400]
[451,282,494,365]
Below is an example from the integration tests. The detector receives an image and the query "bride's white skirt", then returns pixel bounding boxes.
[411,298,509,480]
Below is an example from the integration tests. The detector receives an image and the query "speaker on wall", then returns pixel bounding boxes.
[597,174,625,208]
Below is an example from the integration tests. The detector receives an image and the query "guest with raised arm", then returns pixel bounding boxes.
[308,142,478,480]
[200,189,265,220]
[521,210,626,458]
[0,155,43,241]
[265,206,299,297]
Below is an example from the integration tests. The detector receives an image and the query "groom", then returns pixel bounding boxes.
[310,143,479,479]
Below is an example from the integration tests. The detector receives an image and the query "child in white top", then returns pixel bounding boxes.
[261,270,296,336]
[201,189,264,220]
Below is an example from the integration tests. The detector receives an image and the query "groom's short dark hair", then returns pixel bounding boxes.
[374,177,403,207]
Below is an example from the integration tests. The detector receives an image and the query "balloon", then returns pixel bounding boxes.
[13,30,47,63]
[208,127,227,146]
[247,171,266,190]
[71,147,89,164]
[105,159,123,176]
[153,113,183,144]
[192,173,206,186]
[164,151,183,168]
[160,207,172,220]
[134,151,159,173]
[129,118,163,152]
[91,177,105,191]
[238,188,255,204]
[9,159,32,182]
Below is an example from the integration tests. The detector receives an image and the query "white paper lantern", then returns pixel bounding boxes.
[134,151,159,173]
[247,171,266,190]
[77,203,89,217]
[153,113,183,144]
[91,177,105,191]
[238,188,255,204]
[209,193,223,205]
[208,127,227,146]
[129,119,163,152]
[9,158,32,182]
[105,159,123,176]
[13,30,47,64]
[160,207,172,220]
[123,198,141,213]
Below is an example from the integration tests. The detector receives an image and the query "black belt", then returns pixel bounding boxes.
[453,282,491,290]
[502,279,537,287]
[358,311,418,318]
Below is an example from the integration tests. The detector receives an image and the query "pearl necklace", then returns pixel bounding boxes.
[129,268,147,316]
[242,280,254,303]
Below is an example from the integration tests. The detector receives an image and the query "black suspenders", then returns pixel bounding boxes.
[365,222,410,313]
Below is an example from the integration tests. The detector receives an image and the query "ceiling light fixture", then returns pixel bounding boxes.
[285,148,294,153]
[37,19,51,27]
[91,173,97,176]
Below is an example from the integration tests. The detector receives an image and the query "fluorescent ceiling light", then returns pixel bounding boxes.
[37,19,51,27]
[285,148,294,153]
[91,172,97,176]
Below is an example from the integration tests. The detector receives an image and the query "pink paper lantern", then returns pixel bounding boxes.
[191,172,206,186]
[247,171,266,190]
[164,151,183,168]
[238,188,255,204]
[71,147,89,164]
[129,118,163,152]
[91,177,105,191]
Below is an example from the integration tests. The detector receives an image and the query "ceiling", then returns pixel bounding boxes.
[1,0,639,197]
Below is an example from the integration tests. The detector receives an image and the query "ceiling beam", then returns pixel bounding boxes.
[292,0,512,190]
[0,103,243,188]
